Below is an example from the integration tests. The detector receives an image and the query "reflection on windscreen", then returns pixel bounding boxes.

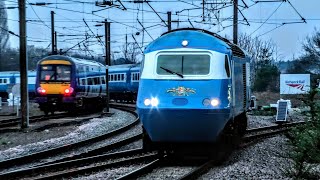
[156,55,210,75]
[40,65,71,81]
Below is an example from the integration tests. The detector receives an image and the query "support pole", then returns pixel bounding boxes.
[167,11,172,31]
[125,33,127,60]
[104,20,111,112]
[18,0,29,128]
[233,0,238,44]
[54,31,57,53]
[202,0,205,21]
[51,11,55,54]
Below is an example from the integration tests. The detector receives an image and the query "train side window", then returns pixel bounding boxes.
[86,66,89,72]
[87,78,93,85]
[118,74,120,81]
[4,79,7,84]
[101,76,106,84]
[108,75,110,81]
[95,77,100,84]
[81,79,86,85]
[225,55,231,78]
[0,79,2,84]
[111,75,114,81]
[121,74,124,81]
[138,73,140,80]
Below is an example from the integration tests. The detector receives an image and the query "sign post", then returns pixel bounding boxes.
[280,74,310,95]
[12,84,21,117]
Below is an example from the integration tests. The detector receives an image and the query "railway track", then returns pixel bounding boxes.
[0,102,129,132]
[0,108,307,179]
[0,136,146,179]
[0,111,110,133]
[0,105,139,171]
[0,113,68,129]
[113,121,308,179]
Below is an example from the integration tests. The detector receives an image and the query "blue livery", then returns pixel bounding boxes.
[34,55,140,114]
[136,28,251,151]
[0,71,36,101]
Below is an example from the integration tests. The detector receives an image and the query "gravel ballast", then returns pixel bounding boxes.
[0,108,136,161]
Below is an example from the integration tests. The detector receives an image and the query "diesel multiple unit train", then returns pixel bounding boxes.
[34,55,140,114]
[136,28,251,151]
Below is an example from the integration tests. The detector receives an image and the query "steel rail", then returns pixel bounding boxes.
[246,121,305,134]
[0,110,139,169]
[179,159,215,180]
[0,113,69,129]
[0,147,146,179]
[117,158,163,180]
[38,133,142,166]
[32,154,158,180]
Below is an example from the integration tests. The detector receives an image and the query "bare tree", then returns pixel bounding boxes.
[303,29,320,58]
[238,33,277,85]
[0,2,10,68]
[121,42,141,63]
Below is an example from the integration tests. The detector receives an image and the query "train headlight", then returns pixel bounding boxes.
[150,98,159,107]
[144,99,151,106]
[202,98,211,106]
[64,87,74,96]
[144,98,159,107]
[37,87,46,94]
[211,98,220,107]
[182,40,188,47]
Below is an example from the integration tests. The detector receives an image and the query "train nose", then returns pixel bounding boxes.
[139,108,231,143]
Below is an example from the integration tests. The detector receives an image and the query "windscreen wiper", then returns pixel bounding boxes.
[160,66,184,78]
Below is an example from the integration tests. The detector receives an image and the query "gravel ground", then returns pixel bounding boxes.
[201,135,293,179]
[248,109,307,129]
[74,164,147,179]
[0,108,136,161]
[138,166,195,180]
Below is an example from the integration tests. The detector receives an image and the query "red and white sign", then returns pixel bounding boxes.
[280,74,310,94]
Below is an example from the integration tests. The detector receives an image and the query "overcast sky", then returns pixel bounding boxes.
[4,0,320,60]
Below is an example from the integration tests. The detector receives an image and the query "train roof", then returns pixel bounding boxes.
[38,55,104,67]
[0,70,36,76]
[144,28,246,58]
[109,64,140,72]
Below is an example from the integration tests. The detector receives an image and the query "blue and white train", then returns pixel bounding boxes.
[0,71,36,101]
[35,55,140,114]
[136,28,251,151]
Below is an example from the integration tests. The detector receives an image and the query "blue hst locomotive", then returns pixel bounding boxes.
[136,28,251,150]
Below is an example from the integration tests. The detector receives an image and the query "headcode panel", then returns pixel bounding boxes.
[276,101,288,121]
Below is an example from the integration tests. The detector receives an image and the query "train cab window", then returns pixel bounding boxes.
[40,65,71,82]
[225,55,231,78]
[56,66,71,81]
[157,55,210,75]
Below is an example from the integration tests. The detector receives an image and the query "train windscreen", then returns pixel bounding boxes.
[156,55,210,75]
[40,65,71,82]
